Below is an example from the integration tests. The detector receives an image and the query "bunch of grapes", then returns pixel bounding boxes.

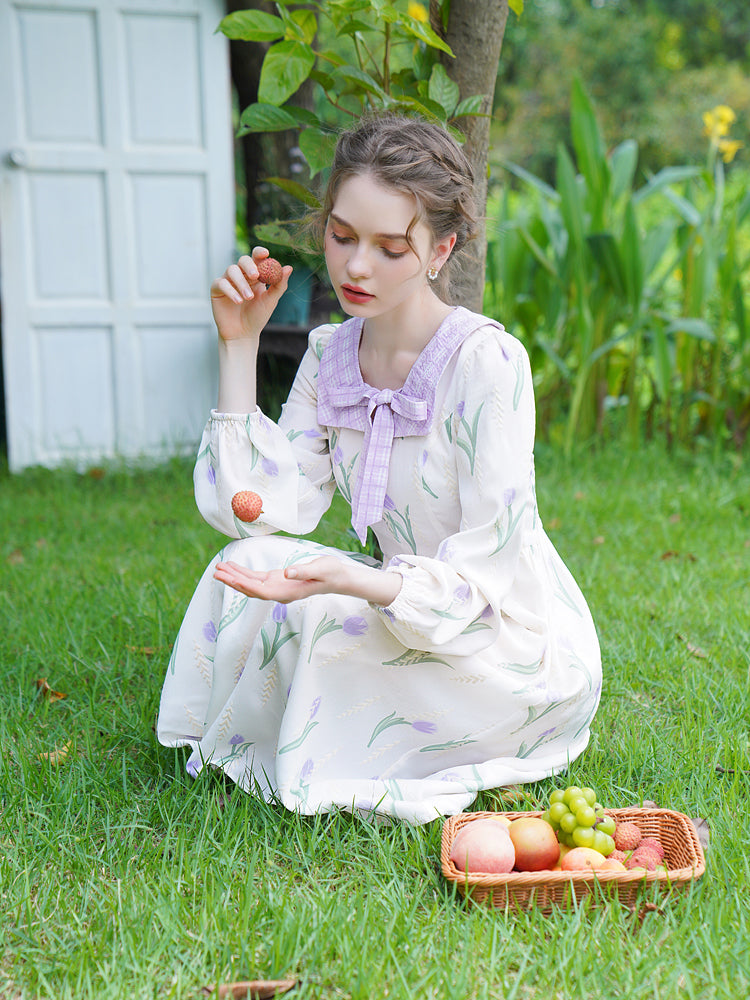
[542,785,616,855]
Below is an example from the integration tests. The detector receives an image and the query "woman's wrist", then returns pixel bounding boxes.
[345,563,402,607]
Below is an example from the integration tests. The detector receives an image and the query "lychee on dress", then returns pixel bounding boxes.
[156,307,602,825]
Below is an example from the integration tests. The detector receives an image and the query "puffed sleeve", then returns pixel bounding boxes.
[193,326,337,538]
[373,326,540,655]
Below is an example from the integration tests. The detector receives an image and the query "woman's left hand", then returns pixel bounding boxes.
[213,555,402,607]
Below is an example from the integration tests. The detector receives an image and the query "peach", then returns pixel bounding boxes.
[561,847,607,871]
[449,819,515,874]
[508,816,560,872]
[600,857,627,872]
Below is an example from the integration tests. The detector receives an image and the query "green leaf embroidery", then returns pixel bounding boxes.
[307,612,342,662]
[218,595,249,634]
[259,622,299,670]
[418,736,477,753]
[367,711,410,747]
[278,719,319,754]
[382,649,454,668]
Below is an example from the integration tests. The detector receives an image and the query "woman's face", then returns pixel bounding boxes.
[324,173,440,322]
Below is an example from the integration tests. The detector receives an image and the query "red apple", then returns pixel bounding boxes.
[449,819,516,874]
[508,817,560,872]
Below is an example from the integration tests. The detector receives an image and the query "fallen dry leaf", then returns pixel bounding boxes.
[36,678,67,702]
[547,517,561,531]
[126,645,156,656]
[690,817,710,851]
[677,633,708,658]
[592,535,605,545]
[38,742,72,765]
[201,979,297,999]
[668,513,681,523]
[7,549,24,565]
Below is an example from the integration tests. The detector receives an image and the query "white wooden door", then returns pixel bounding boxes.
[0,0,234,470]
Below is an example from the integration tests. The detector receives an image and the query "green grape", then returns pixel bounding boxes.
[567,795,588,815]
[580,787,597,806]
[548,801,569,826]
[596,815,616,837]
[560,830,575,848]
[541,810,551,825]
[572,826,595,848]
[562,785,583,805]
[560,811,577,834]
[549,789,566,805]
[592,830,615,856]
[575,805,596,828]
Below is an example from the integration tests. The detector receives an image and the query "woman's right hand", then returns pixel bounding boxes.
[210,250,293,343]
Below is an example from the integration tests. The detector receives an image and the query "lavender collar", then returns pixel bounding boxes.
[317,306,500,543]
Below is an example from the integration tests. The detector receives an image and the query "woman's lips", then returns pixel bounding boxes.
[341,285,374,304]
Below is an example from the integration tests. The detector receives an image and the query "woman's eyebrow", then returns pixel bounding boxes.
[329,212,408,241]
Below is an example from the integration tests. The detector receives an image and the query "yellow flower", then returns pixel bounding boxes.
[702,104,737,140]
[718,138,743,163]
[408,1,428,23]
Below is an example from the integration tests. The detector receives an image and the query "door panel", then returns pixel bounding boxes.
[0,0,233,470]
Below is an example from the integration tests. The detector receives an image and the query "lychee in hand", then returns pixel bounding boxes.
[231,490,263,522]
[256,257,283,286]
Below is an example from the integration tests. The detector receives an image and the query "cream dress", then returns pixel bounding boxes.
[157,307,602,825]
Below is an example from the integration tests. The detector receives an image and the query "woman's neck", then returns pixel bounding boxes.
[358,291,453,389]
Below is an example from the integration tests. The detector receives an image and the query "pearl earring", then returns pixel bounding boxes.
[427,266,439,281]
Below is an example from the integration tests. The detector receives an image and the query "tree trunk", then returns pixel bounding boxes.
[431,0,510,312]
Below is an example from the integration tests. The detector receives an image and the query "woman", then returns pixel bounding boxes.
[157,114,602,824]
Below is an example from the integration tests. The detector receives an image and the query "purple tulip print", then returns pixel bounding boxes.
[343,616,368,636]
[202,621,218,643]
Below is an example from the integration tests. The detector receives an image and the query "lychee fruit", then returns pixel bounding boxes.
[256,257,283,286]
[639,837,665,860]
[614,822,643,852]
[231,490,263,522]
[631,846,662,870]
[609,849,628,864]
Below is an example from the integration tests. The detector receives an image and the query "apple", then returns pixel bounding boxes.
[561,847,606,871]
[449,818,516,874]
[508,816,560,872]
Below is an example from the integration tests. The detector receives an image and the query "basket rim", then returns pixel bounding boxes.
[441,806,706,889]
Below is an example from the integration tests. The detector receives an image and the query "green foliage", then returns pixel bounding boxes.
[219,1,486,251]
[494,0,750,179]
[486,78,750,452]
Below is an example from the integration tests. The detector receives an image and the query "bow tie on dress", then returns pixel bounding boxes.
[317,309,497,544]
[320,380,432,543]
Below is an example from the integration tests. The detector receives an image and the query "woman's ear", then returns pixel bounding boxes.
[430,232,457,273]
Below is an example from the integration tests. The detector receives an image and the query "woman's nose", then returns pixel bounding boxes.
[347,243,372,278]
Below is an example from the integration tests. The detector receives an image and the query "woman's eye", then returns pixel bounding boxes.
[330,232,352,244]
[381,246,408,259]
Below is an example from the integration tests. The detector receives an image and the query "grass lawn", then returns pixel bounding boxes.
[1,442,748,999]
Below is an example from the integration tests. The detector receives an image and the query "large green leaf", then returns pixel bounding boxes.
[556,143,586,253]
[218,10,285,42]
[401,16,454,56]
[570,77,609,228]
[265,177,321,209]
[620,199,644,313]
[258,41,316,106]
[587,232,626,299]
[332,65,387,99]
[299,128,338,178]
[238,103,299,136]
[454,95,487,118]
[610,140,638,204]
[287,9,318,44]
[428,64,459,117]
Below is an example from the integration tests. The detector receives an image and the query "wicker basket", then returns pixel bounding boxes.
[441,807,705,912]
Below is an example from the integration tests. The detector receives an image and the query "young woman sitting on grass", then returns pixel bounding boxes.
[157,113,602,825]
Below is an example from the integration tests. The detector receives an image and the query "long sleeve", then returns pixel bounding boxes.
[193,327,337,538]
[373,326,541,655]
